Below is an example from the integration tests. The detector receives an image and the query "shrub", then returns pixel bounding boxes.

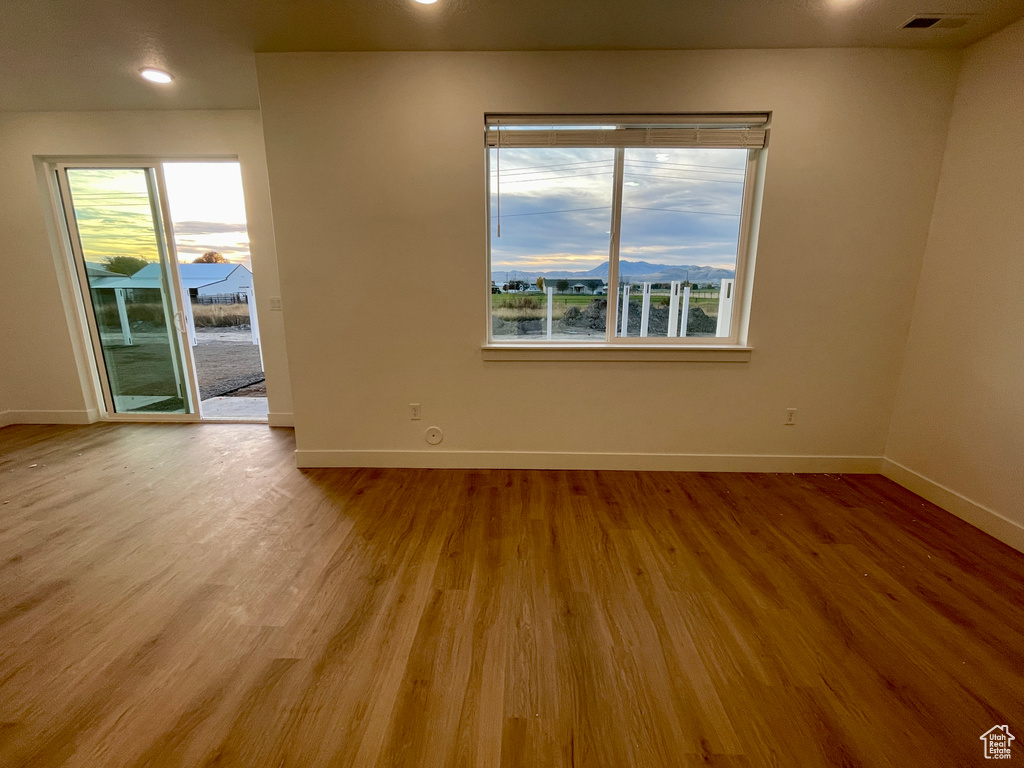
[104,256,150,276]
[502,296,542,310]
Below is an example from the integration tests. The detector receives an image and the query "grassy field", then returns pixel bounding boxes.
[690,297,720,318]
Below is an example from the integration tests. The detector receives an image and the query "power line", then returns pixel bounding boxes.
[625,158,746,174]
[499,206,612,218]
[623,170,745,185]
[494,165,742,184]
[492,159,614,176]
[496,170,617,185]
[623,205,739,217]
[491,156,744,176]
[495,168,744,186]
[497,205,739,219]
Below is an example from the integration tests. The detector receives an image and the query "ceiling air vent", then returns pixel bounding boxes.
[902,14,972,29]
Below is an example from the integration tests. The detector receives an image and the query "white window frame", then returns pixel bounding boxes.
[482,114,769,362]
[37,155,258,418]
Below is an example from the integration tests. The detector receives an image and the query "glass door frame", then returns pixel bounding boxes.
[47,159,204,422]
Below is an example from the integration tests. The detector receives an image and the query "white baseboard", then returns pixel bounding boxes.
[0,411,10,428]
[295,449,883,474]
[882,458,1024,554]
[268,411,294,428]
[1,409,97,426]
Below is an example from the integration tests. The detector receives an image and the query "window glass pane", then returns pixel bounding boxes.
[65,168,188,414]
[614,148,747,339]
[489,148,614,342]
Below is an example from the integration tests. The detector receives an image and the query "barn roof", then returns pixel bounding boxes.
[91,262,251,290]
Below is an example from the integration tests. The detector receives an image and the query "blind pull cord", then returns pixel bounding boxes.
[495,127,501,237]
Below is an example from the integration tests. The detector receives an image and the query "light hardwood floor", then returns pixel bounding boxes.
[0,423,1022,767]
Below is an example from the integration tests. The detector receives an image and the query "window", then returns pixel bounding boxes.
[486,114,768,349]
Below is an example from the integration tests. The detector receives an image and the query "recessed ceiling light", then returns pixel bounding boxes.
[413,0,438,4]
[140,68,173,84]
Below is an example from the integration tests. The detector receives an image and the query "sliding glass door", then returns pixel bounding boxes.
[55,165,199,417]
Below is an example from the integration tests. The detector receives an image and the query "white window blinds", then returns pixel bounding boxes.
[485,114,770,150]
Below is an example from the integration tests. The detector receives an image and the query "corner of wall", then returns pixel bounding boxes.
[880,53,965,460]
[882,458,1024,554]
[881,18,1024,555]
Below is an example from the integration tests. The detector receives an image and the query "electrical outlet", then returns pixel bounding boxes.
[410,403,421,420]
[268,296,283,311]
[785,408,797,426]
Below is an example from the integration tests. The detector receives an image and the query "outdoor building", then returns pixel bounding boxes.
[562,279,607,295]
[91,262,254,300]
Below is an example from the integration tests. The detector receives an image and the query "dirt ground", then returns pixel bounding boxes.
[97,328,264,412]
[192,328,266,400]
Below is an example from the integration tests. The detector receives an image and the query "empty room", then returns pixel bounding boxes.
[1,1,1022,766]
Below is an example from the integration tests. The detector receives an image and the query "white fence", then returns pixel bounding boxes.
[538,279,735,339]
[109,287,260,348]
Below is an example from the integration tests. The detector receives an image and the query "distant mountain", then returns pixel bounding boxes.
[637,267,735,284]
[492,260,734,286]
[580,260,678,278]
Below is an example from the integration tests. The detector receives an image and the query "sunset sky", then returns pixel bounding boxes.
[65,152,745,280]
[66,162,251,268]
[489,147,747,275]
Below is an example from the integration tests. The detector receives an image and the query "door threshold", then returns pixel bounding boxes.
[201,418,269,425]
[200,396,268,421]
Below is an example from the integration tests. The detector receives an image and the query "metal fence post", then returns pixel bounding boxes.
[546,286,553,340]
[619,284,630,337]
[715,279,734,338]
[640,283,652,337]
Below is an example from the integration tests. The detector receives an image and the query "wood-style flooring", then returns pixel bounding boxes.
[1,423,1022,767]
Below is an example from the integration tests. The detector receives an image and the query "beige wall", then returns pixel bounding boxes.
[255,49,959,467]
[0,110,293,424]
[886,20,1024,549]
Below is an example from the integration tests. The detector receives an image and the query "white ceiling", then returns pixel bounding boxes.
[2,0,1022,111]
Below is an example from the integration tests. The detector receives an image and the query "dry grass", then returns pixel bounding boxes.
[493,305,570,321]
[93,301,252,329]
[191,304,251,327]
[492,294,585,321]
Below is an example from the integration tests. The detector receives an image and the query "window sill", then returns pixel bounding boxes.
[481,344,753,362]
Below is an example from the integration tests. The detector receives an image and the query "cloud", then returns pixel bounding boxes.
[171,221,250,236]
[489,146,746,274]
[491,252,607,273]
[175,244,250,257]
[171,224,251,264]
